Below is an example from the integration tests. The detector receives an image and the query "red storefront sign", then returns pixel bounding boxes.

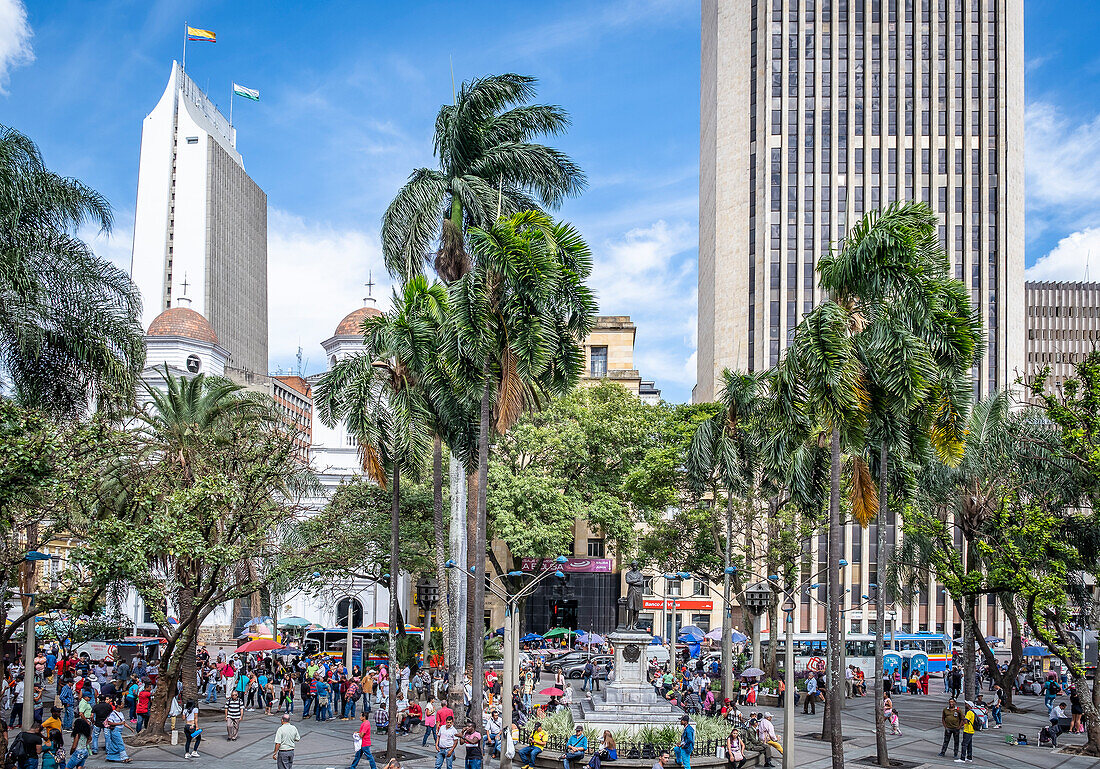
[518,557,613,573]
[642,598,714,611]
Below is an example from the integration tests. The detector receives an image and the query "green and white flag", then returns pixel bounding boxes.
[232,83,259,101]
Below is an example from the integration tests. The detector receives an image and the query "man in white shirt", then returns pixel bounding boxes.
[435,714,459,769]
[845,666,855,698]
[756,713,780,768]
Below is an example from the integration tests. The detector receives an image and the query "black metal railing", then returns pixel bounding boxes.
[518,731,726,759]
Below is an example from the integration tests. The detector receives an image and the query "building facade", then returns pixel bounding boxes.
[1025,281,1100,396]
[272,375,313,460]
[130,61,269,378]
[696,0,1025,401]
[580,316,644,395]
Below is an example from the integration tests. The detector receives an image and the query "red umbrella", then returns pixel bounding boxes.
[539,687,564,696]
[237,638,284,653]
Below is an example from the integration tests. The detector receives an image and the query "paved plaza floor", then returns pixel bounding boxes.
[42,678,1100,768]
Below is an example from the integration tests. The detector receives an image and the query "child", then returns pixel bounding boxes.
[888,707,902,735]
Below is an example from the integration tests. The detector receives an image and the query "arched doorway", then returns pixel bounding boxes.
[336,597,364,628]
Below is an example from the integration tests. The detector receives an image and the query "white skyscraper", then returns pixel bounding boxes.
[130,61,269,376]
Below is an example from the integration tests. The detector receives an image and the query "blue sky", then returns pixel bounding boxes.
[2,1,1099,402]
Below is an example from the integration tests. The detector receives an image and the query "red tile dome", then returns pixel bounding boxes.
[335,305,382,336]
[147,307,219,345]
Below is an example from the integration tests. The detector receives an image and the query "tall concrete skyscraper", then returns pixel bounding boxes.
[696,0,1024,402]
[130,62,269,377]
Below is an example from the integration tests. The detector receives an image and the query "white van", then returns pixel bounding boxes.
[645,645,671,665]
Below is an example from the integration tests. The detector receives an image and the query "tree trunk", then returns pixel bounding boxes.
[433,436,451,675]
[722,492,733,702]
[448,455,467,703]
[131,621,192,745]
[874,441,890,766]
[387,463,401,760]
[766,497,779,680]
[466,469,478,670]
[969,597,1023,711]
[961,535,979,701]
[470,383,493,729]
[177,565,198,704]
[826,426,845,769]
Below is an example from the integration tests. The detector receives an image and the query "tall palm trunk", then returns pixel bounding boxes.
[470,382,493,728]
[721,492,733,701]
[826,426,845,769]
[177,561,198,704]
[961,533,979,700]
[466,470,478,669]
[449,455,467,702]
[874,441,890,766]
[387,463,401,760]
[433,437,451,675]
[766,497,779,679]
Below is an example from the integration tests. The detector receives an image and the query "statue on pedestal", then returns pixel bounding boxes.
[625,560,645,629]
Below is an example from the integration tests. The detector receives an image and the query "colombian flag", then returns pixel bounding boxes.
[187,26,216,42]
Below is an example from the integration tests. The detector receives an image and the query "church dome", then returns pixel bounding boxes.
[147,307,219,345]
[335,305,382,337]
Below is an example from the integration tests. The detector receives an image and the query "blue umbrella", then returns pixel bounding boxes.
[520,633,543,642]
[985,636,1004,644]
[650,636,663,645]
[730,631,748,644]
[678,627,705,641]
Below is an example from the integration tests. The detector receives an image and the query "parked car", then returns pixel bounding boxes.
[561,655,613,680]
[547,651,595,673]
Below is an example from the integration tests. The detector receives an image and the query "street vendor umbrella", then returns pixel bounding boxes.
[985,636,1004,644]
[703,628,723,641]
[650,636,663,645]
[730,631,749,644]
[739,667,766,678]
[538,687,564,696]
[542,627,576,638]
[246,616,273,626]
[678,627,705,641]
[237,638,284,653]
[278,616,312,628]
[520,633,543,642]
[578,632,604,645]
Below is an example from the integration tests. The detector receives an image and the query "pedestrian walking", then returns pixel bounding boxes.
[802,675,818,715]
[674,715,694,769]
[182,699,202,759]
[461,720,484,769]
[225,691,244,740]
[957,703,976,763]
[347,712,378,769]
[67,717,93,769]
[272,713,301,769]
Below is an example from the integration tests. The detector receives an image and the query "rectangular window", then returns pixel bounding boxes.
[667,578,682,597]
[693,580,709,597]
[589,347,608,377]
[586,538,605,558]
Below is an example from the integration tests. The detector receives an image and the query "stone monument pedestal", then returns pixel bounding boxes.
[573,628,682,734]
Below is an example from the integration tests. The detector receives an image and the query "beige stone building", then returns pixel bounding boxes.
[581,316,643,395]
[696,0,1025,402]
[1025,281,1100,397]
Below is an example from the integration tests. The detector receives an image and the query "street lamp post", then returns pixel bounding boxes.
[781,597,796,769]
[20,551,58,731]
[446,556,567,769]
[417,577,439,668]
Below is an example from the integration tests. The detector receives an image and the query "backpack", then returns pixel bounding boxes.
[6,736,26,765]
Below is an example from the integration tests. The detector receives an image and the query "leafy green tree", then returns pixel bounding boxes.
[445,210,596,726]
[88,371,312,746]
[0,125,144,417]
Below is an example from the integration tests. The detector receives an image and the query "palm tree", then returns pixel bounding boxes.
[382,74,586,283]
[445,210,597,726]
[314,279,439,759]
[0,125,144,417]
[686,368,765,699]
[381,73,585,683]
[812,202,982,765]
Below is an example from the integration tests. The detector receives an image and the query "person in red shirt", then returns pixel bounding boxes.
[400,700,422,734]
[135,685,152,732]
[436,699,454,729]
[348,712,378,769]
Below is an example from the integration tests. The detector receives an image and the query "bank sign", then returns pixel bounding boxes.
[519,557,613,573]
[642,599,714,611]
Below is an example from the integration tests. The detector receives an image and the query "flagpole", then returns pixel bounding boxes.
[182,22,187,72]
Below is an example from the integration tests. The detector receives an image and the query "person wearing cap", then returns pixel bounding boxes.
[675,716,694,769]
[756,713,781,767]
[517,721,546,769]
[272,713,301,769]
[562,725,588,769]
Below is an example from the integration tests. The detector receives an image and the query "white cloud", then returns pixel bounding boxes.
[266,209,392,375]
[1026,102,1100,211]
[501,0,693,57]
[0,0,33,94]
[591,219,697,394]
[1025,227,1100,282]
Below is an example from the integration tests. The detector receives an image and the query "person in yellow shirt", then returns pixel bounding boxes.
[42,706,63,733]
[517,722,548,769]
[959,706,976,762]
